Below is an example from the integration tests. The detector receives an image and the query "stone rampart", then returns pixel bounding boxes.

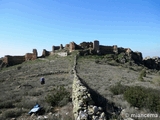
[3,55,25,66]
[72,55,106,120]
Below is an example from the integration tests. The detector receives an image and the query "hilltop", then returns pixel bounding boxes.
[0,41,160,120]
[1,40,160,70]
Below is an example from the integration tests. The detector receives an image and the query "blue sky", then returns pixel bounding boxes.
[0,0,160,58]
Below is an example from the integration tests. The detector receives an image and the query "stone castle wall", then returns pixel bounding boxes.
[80,42,93,49]
[25,49,38,60]
[99,45,115,54]
[93,40,99,51]
[3,55,25,66]
[42,49,50,57]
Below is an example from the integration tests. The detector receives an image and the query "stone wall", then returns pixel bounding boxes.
[42,49,50,57]
[70,42,76,52]
[99,45,114,55]
[25,49,38,60]
[80,42,93,49]
[56,52,68,57]
[93,40,99,51]
[118,47,127,53]
[3,55,25,66]
[52,46,60,52]
[72,55,106,120]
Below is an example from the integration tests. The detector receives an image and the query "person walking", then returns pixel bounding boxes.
[40,77,45,85]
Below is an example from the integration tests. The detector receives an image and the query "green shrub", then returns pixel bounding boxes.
[3,109,22,118]
[140,69,146,77]
[111,84,160,113]
[138,69,146,81]
[45,86,70,107]
[138,75,144,81]
[110,82,129,95]
[124,86,147,108]
[0,101,14,109]
[124,86,160,113]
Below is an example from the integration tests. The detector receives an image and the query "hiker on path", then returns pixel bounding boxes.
[40,77,45,85]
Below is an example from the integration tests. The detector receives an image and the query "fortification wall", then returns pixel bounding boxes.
[80,42,93,49]
[3,55,25,66]
[42,49,50,57]
[118,47,126,53]
[25,53,37,60]
[72,55,106,120]
[25,49,38,60]
[99,45,114,54]
[93,40,99,51]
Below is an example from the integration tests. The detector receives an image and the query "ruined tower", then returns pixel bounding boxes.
[69,42,75,52]
[33,49,38,59]
[52,46,55,52]
[93,40,99,52]
[59,44,63,50]
[113,45,118,54]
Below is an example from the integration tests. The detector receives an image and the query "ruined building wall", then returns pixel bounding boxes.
[70,42,76,52]
[60,44,63,50]
[113,45,118,54]
[65,44,70,50]
[52,46,60,52]
[3,55,25,66]
[25,49,38,60]
[56,52,68,57]
[93,40,99,51]
[118,47,126,53]
[99,45,114,54]
[80,42,93,49]
[42,49,50,57]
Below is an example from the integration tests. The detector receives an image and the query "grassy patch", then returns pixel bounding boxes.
[110,82,129,95]
[2,109,23,118]
[0,101,15,109]
[45,86,71,107]
[110,84,160,113]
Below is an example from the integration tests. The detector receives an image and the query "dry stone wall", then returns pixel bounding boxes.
[72,55,106,120]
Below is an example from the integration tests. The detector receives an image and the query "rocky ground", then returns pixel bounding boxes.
[0,54,160,120]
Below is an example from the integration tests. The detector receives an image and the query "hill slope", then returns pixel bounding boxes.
[0,54,160,120]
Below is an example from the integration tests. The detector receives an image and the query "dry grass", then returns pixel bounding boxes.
[76,56,160,117]
[0,54,160,119]
[0,55,74,119]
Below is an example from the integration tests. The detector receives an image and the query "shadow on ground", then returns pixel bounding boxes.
[78,76,122,119]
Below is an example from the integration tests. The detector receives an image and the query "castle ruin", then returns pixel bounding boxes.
[0,40,160,70]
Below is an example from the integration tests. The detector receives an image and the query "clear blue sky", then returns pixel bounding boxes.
[0,0,160,58]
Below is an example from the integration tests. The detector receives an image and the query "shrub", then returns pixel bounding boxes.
[0,101,14,109]
[124,86,160,113]
[45,86,70,107]
[124,86,147,108]
[111,84,160,113]
[138,75,144,81]
[138,69,146,81]
[3,109,22,118]
[110,82,129,95]
[140,69,146,77]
